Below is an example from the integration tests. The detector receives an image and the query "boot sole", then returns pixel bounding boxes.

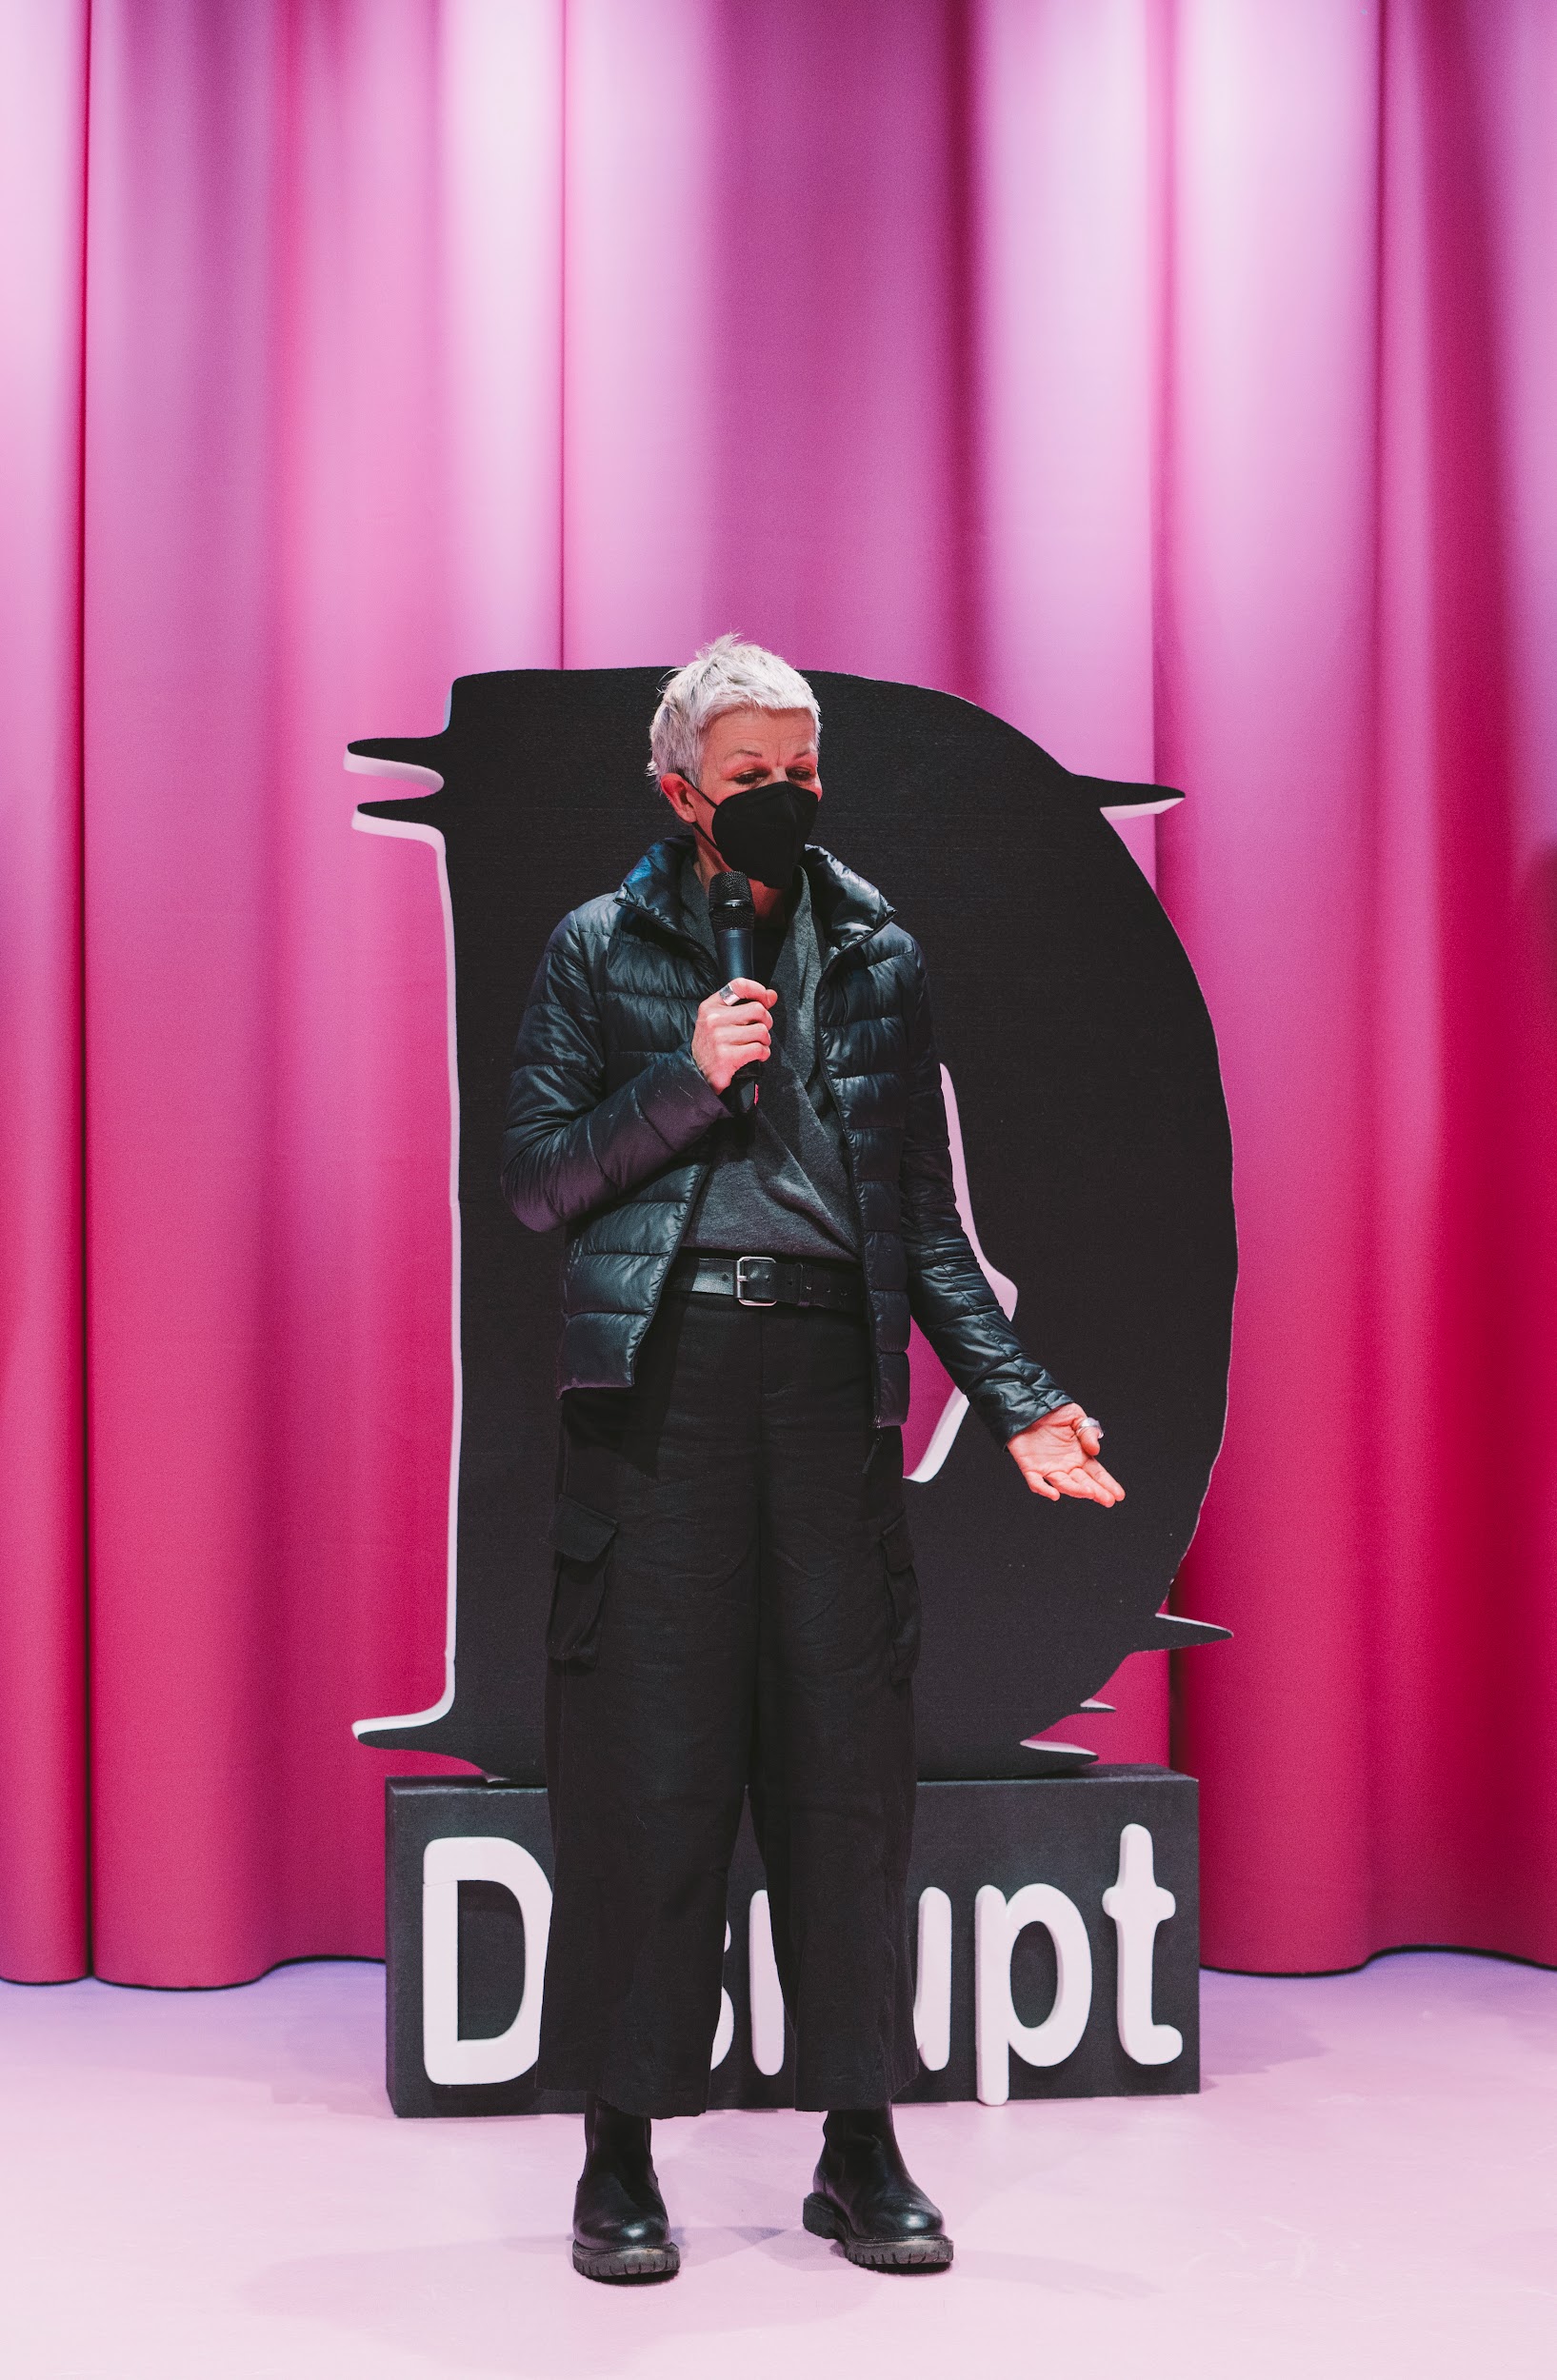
[802,2193,954,2271]
[571,2240,680,2283]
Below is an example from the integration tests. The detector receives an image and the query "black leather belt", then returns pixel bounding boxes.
[669,1251,867,1315]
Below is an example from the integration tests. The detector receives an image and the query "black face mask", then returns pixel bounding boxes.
[689,776,820,890]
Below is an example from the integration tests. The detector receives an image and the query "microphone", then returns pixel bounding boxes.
[708,869,760,1112]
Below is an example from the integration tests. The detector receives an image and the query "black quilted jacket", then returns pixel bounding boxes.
[501,836,1069,1438]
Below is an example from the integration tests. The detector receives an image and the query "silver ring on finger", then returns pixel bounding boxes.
[718,982,743,1005]
[1081,1416,1103,1437]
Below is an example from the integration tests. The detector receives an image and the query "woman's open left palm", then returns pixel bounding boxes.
[1007,1404,1125,1505]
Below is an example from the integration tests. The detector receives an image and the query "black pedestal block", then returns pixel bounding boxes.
[386,1766,1199,2117]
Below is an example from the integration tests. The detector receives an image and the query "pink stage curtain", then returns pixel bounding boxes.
[0,3,89,1981]
[1,0,1553,1983]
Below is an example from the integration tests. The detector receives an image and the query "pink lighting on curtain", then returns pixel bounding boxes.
[1,0,1554,1984]
[0,0,89,1982]
[81,0,565,1984]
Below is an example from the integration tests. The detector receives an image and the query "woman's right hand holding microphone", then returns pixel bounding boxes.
[691,978,777,1093]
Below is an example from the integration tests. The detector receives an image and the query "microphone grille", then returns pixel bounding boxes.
[709,870,753,914]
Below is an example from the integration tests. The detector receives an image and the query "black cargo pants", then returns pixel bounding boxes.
[536,1284,923,2115]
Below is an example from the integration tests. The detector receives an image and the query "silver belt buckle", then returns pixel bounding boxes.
[735,1255,778,1307]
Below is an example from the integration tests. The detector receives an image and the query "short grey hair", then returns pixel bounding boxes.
[648,633,821,785]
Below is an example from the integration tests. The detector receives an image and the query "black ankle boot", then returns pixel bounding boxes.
[803,2106,953,2271]
[571,2095,680,2282]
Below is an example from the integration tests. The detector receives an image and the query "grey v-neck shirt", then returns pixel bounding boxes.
[678,855,862,1262]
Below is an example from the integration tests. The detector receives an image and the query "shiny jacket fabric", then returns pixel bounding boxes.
[501,836,1068,1438]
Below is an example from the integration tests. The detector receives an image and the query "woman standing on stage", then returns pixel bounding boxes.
[503,636,1123,2283]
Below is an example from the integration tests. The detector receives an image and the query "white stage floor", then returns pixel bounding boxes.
[2,1951,1552,2377]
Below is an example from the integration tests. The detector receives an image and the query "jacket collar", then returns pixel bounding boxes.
[617,835,893,959]
[802,843,895,953]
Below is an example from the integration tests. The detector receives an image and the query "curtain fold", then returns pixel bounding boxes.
[1160,0,1557,1971]
[81,0,564,1983]
[0,0,1552,1982]
[0,0,89,1981]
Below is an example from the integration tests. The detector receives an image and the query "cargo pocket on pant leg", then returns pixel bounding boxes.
[881,1514,922,1685]
[545,1495,618,1671]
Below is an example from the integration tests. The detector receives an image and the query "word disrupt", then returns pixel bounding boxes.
[422,1823,1181,2105]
